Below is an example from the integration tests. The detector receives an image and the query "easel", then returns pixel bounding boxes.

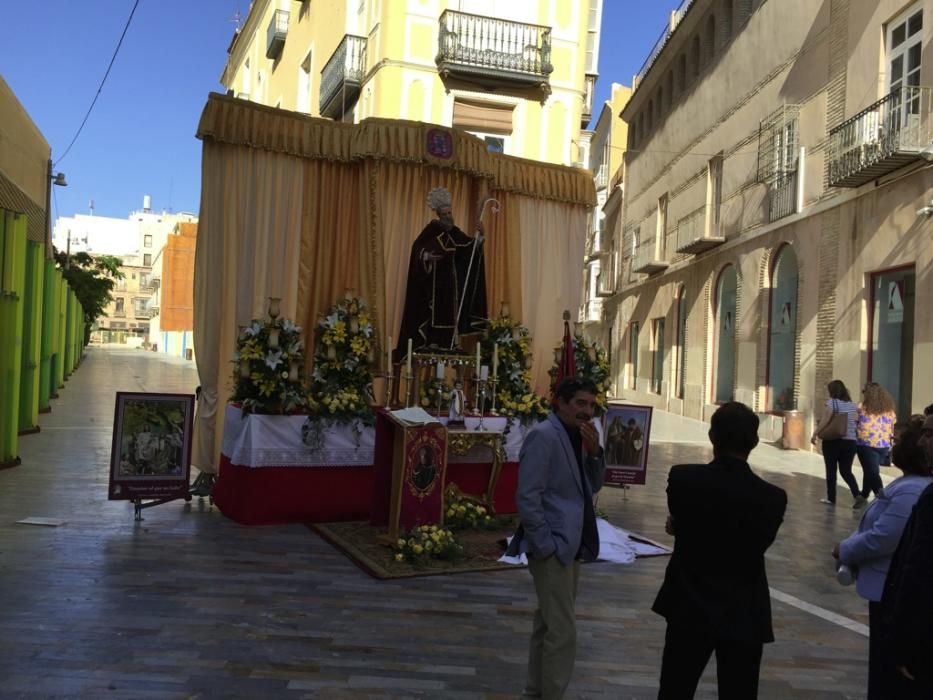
[132,495,187,521]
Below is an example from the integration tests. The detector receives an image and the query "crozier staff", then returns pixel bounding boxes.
[394,187,488,360]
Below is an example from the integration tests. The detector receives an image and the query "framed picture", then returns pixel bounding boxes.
[602,402,653,486]
[108,392,195,501]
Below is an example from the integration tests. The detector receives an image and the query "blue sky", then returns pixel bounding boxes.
[2,1,671,222]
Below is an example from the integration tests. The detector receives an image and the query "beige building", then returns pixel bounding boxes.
[219,0,602,166]
[579,82,630,347]
[606,0,933,439]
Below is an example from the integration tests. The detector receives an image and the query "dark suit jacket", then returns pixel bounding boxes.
[652,456,787,643]
[881,482,933,684]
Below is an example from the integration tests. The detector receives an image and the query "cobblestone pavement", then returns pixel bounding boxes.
[0,347,881,698]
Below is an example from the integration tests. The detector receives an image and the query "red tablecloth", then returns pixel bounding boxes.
[213,454,517,526]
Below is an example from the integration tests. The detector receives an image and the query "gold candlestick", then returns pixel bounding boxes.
[488,377,499,415]
[405,369,415,408]
[384,369,395,408]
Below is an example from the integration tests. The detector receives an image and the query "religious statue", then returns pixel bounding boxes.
[394,187,488,360]
[448,379,466,426]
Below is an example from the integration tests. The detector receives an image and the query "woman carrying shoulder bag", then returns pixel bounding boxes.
[811,379,860,506]
[855,382,897,506]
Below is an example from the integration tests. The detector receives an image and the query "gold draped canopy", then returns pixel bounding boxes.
[192,93,595,471]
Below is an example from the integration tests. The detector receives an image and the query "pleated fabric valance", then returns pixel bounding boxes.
[196,93,596,207]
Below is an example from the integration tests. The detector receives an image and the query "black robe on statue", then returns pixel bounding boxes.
[394,219,487,361]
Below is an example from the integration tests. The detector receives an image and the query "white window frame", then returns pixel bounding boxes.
[467,130,511,156]
[886,2,923,95]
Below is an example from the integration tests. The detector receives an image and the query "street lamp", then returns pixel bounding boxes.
[44,159,67,261]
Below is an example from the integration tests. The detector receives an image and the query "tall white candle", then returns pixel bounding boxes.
[475,343,481,375]
[436,361,445,379]
[492,343,499,379]
[386,336,392,374]
[480,365,489,380]
[406,338,413,374]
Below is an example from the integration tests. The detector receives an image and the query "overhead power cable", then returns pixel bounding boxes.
[54,0,141,167]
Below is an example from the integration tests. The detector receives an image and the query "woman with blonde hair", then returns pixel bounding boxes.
[855,382,897,506]
[811,379,860,505]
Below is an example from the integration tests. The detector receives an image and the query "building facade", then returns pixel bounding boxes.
[606,0,932,437]
[148,221,197,360]
[579,82,630,350]
[54,201,197,347]
[219,0,602,165]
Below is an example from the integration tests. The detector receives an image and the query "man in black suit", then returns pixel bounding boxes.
[653,401,787,699]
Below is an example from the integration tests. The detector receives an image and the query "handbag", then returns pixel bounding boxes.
[818,399,848,440]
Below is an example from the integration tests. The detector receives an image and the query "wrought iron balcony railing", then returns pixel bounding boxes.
[632,237,669,275]
[674,205,723,255]
[829,86,933,187]
[266,9,289,60]
[436,11,553,91]
[320,34,367,119]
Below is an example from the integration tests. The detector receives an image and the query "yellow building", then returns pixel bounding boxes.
[219,0,603,165]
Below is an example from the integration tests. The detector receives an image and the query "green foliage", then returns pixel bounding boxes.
[392,524,463,564]
[54,249,124,343]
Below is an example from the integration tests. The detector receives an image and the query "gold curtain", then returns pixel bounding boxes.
[192,143,305,472]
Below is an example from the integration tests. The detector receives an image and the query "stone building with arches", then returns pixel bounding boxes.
[606,0,933,438]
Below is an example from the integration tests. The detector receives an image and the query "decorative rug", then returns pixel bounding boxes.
[310,519,521,580]
[310,518,671,580]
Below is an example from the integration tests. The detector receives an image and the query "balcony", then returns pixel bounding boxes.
[320,35,367,120]
[596,267,615,297]
[585,230,608,261]
[148,306,160,319]
[582,73,597,125]
[632,237,669,275]
[580,299,603,324]
[829,86,933,187]
[674,206,723,255]
[265,9,289,60]
[594,163,609,190]
[436,11,553,95]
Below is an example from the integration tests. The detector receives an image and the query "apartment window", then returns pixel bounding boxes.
[677,53,687,93]
[298,51,313,114]
[706,154,723,237]
[690,36,701,78]
[704,15,717,65]
[114,297,125,314]
[143,254,152,266]
[628,321,640,390]
[714,265,737,403]
[675,287,687,399]
[887,4,923,122]
[736,0,753,25]
[767,246,799,411]
[758,105,800,222]
[143,234,152,248]
[720,0,734,43]
[665,70,674,105]
[651,318,665,394]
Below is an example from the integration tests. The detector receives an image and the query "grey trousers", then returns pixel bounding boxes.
[525,555,581,700]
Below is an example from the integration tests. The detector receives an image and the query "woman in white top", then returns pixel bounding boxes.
[811,379,860,506]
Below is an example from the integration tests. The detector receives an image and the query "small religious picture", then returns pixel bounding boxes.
[108,392,195,501]
[404,428,446,501]
[602,402,653,486]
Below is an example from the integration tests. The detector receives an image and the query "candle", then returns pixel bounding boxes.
[327,344,337,360]
[436,361,445,379]
[500,301,510,318]
[492,344,499,379]
[525,355,533,369]
[480,365,489,380]
[475,343,481,375]
[268,328,280,348]
[268,297,281,318]
[386,335,393,375]
[349,316,359,333]
[406,338,413,374]
[288,362,299,381]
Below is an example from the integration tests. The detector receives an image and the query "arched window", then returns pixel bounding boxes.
[690,35,701,77]
[647,100,654,131]
[714,265,737,403]
[665,70,674,107]
[675,286,688,399]
[655,88,664,122]
[736,0,753,26]
[704,15,717,65]
[721,0,734,44]
[676,54,687,94]
[767,246,799,410]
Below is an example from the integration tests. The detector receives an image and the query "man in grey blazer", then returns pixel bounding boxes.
[506,376,605,699]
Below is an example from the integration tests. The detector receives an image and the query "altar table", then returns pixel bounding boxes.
[214,405,528,525]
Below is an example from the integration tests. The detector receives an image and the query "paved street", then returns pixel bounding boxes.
[0,347,879,699]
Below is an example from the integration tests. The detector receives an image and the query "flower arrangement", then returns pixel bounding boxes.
[393,524,463,564]
[548,332,611,414]
[480,315,549,421]
[310,294,375,421]
[443,484,496,530]
[231,301,310,415]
